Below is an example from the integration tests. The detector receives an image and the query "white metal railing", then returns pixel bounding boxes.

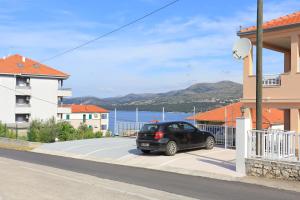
[196,124,236,148]
[116,121,146,137]
[262,74,281,87]
[248,129,300,162]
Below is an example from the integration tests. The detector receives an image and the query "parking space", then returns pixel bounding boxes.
[33,137,240,178]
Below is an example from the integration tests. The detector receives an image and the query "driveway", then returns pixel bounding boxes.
[33,137,239,178]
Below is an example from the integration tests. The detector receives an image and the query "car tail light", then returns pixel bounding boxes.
[154,131,164,140]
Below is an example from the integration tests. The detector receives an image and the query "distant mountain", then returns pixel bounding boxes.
[64,81,242,112]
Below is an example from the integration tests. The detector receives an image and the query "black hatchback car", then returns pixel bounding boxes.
[136,121,215,156]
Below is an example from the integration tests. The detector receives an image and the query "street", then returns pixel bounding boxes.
[0,148,299,200]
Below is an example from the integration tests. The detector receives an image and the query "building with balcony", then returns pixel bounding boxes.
[0,54,72,126]
[238,11,300,132]
[60,104,109,133]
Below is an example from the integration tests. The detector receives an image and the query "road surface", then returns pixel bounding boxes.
[0,148,299,200]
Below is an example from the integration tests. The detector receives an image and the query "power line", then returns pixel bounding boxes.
[40,0,180,63]
[0,0,180,107]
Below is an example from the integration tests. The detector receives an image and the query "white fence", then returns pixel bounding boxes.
[248,130,300,162]
[116,121,146,137]
[196,124,236,148]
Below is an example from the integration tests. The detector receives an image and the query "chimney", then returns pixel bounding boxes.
[22,56,26,63]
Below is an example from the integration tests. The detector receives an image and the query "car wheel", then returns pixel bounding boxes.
[205,136,215,150]
[165,141,177,156]
[141,150,151,154]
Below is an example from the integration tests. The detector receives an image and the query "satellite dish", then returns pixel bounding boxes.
[232,38,252,60]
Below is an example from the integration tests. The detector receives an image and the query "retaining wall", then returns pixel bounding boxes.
[246,158,300,181]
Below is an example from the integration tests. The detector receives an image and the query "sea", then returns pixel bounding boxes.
[108,110,193,134]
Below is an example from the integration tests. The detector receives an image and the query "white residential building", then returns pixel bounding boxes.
[0,54,72,126]
[61,104,109,133]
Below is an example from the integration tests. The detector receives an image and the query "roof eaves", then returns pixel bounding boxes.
[237,22,300,36]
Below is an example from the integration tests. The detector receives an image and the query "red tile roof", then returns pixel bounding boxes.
[187,102,283,129]
[0,54,69,78]
[240,11,300,33]
[68,104,109,113]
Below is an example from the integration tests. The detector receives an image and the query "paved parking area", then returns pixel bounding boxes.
[33,138,240,178]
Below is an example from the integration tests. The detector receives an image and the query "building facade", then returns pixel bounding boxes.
[238,11,300,132]
[0,54,72,126]
[61,104,109,133]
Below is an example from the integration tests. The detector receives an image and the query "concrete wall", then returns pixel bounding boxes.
[30,77,58,120]
[246,158,300,181]
[0,75,16,123]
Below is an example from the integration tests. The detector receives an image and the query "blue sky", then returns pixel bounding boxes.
[0,0,299,97]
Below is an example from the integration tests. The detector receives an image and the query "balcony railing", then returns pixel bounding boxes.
[57,88,72,97]
[262,74,281,87]
[248,129,299,162]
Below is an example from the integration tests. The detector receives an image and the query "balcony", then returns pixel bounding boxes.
[15,114,30,123]
[57,105,71,114]
[15,104,31,114]
[243,73,300,104]
[58,88,72,97]
[15,85,31,95]
[262,74,281,87]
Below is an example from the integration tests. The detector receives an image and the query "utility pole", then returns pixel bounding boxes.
[114,108,117,136]
[136,107,139,123]
[193,106,196,126]
[256,0,263,155]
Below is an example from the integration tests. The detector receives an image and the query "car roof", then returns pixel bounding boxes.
[145,121,190,126]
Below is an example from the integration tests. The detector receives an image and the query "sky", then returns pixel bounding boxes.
[0,0,299,98]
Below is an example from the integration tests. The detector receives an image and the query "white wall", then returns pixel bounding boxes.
[0,75,16,123]
[63,112,109,132]
[30,77,58,121]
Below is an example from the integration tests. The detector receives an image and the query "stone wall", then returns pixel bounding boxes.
[246,158,300,181]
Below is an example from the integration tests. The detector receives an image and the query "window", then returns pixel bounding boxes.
[101,125,107,130]
[141,124,158,133]
[101,114,107,119]
[168,124,181,132]
[89,114,92,120]
[179,123,196,132]
[66,114,70,120]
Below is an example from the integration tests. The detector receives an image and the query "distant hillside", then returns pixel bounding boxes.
[65,81,242,112]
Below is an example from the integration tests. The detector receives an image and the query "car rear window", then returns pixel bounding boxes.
[141,124,158,133]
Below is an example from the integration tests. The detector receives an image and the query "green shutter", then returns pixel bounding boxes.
[89,114,92,120]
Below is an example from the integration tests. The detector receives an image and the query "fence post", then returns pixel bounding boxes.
[15,123,18,139]
[236,117,251,176]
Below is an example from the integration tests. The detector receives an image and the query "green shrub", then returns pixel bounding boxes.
[105,130,112,137]
[77,123,94,139]
[56,121,76,141]
[0,122,16,139]
[27,119,106,143]
[27,118,57,143]
[27,120,42,141]
[95,131,103,138]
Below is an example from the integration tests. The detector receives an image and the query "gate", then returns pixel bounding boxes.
[196,124,236,148]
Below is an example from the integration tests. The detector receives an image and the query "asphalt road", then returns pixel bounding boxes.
[0,148,299,200]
